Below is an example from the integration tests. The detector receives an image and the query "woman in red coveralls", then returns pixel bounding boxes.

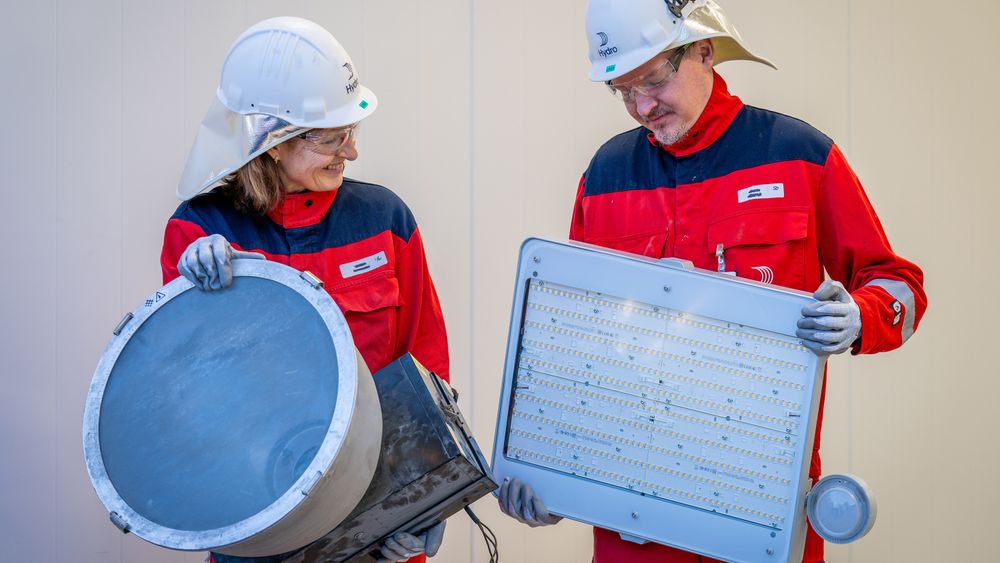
[161,16,448,563]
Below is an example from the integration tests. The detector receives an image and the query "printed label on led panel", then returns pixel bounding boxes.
[506,279,814,529]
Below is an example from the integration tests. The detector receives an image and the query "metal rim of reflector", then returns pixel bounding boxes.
[82,260,366,551]
[806,474,877,544]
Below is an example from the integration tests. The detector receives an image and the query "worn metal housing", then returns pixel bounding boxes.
[286,354,497,563]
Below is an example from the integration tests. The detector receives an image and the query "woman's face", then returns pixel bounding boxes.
[268,126,359,193]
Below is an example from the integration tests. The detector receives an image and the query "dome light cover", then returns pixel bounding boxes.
[806,474,877,544]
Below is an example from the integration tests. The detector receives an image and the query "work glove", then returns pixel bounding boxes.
[177,234,264,291]
[497,478,563,527]
[376,521,446,562]
[796,279,862,356]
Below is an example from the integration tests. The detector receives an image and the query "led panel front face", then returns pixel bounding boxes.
[492,240,826,563]
[508,278,808,528]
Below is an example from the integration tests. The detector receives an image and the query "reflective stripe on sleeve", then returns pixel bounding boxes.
[865,278,916,343]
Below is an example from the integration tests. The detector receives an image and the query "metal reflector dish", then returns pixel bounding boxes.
[83,261,382,556]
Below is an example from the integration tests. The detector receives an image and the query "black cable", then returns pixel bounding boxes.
[465,505,499,563]
[466,506,497,563]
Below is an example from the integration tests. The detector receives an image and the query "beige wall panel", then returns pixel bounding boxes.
[347,0,473,434]
[50,0,128,561]
[847,1,1000,561]
[470,1,632,561]
[719,1,850,144]
[122,3,189,305]
[0,2,60,561]
[180,0,247,149]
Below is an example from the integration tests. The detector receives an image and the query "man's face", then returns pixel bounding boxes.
[613,41,715,146]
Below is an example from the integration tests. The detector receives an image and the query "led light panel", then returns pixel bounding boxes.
[492,239,827,563]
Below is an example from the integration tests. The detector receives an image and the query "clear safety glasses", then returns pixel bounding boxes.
[606,43,692,103]
[298,124,358,154]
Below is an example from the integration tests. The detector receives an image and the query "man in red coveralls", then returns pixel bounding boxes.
[497,1,927,562]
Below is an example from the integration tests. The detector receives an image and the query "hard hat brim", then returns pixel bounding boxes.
[588,35,775,82]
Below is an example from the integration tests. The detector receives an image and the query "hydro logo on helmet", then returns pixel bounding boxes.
[596,32,619,58]
[178,17,378,200]
[343,62,359,94]
[585,0,776,82]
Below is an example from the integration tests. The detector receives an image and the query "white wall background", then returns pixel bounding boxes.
[2,1,997,561]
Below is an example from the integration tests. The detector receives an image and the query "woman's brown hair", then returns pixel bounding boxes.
[218,154,284,216]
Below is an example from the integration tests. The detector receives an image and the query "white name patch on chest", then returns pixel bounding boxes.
[738,183,785,203]
[339,251,388,279]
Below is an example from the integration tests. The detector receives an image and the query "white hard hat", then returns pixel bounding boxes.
[586,0,775,82]
[178,16,378,200]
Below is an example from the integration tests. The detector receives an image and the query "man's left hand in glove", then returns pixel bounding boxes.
[797,279,862,356]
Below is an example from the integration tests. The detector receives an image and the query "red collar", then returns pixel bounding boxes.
[648,71,743,157]
[266,188,337,229]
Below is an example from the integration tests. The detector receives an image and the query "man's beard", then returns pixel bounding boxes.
[650,122,693,146]
[640,105,696,146]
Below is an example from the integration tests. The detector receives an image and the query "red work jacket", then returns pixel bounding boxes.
[571,73,926,563]
[161,180,450,385]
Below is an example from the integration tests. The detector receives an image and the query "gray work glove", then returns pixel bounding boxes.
[797,279,862,356]
[376,521,446,562]
[177,234,264,291]
[497,478,563,527]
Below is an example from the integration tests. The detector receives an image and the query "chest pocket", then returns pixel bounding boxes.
[585,229,670,259]
[706,208,810,288]
[328,272,403,372]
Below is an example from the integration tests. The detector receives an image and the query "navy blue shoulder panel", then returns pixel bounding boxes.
[171,179,417,255]
[583,127,672,197]
[323,179,418,245]
[582,107,834,197]
[710,105,834,173]
[171,193,283,251]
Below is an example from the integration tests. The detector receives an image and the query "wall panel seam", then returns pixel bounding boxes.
[468,0,478,560]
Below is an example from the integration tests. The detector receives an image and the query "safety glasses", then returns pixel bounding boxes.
[606,43,692,103]
[298,124,358,154]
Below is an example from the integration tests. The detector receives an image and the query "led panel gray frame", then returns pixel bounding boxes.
[491,239,827,563]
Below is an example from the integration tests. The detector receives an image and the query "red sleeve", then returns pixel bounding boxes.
[160,218,209,285]
[569,175,587,242]
[815,144,927,354]
[392,227,450,382]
